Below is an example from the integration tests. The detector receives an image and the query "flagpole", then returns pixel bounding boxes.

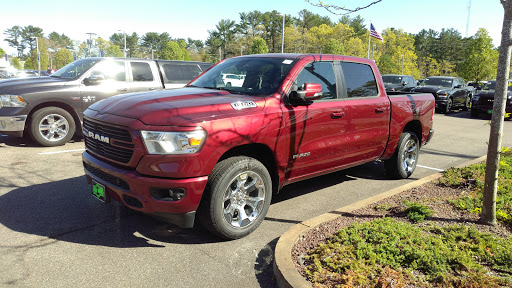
[367,22,371,58]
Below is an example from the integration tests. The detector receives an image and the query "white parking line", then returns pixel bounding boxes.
[38,148,85,155]
[417,164,444,172]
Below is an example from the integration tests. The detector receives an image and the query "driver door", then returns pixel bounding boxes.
[80,60,129,111]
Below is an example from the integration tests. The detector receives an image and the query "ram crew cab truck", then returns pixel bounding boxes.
[0,57,211,146]
[82,54,435,239]
[412,76,473,114]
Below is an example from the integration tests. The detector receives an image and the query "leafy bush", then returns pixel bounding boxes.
[403,200,434,222]
[305,218,512,287]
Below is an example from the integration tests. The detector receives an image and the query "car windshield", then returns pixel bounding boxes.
[483,81,512,91]
[421,78,452,88]
[51,59,102,79]
[382,75,403,84]
[188,57,296,96]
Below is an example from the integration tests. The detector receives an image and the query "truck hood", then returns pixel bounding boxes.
[0,76,70,94]
[413,85,448,94]
[87,87,267,126]
[476,89,512,99]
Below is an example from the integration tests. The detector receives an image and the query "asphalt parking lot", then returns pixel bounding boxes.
[1,111,511,287]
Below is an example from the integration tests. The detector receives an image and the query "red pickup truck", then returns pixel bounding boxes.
[82,54,434,239]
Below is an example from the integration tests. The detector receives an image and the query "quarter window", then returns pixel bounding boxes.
[131,62,154,82]
[341,62,378,98]
[295,62,337,99]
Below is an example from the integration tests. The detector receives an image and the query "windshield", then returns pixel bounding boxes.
[51,58,102,79]
[382,75,403,84]
[188,57,296,96]
[421,78,452,88]
[483,81,512,91]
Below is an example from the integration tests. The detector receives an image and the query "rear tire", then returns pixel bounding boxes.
[384,131,419,179]
[197,156,272,240]
[29,107,75,147]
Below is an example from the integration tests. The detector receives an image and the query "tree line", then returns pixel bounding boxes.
[2,9,499,83]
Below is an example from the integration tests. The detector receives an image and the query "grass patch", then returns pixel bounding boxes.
[440,147,512,224]
[403,200,435,223]
[305,218,512,287]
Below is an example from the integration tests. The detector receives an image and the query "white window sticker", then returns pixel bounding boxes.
[282,60,293,65]
[231,101,257,110]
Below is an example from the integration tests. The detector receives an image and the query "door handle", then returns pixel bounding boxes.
[331,112,345,119]
[375,108,385,114]
[149,87,156,91]
[117,88,128,92]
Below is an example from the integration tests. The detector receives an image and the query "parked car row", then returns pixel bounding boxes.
[381,73,510,118]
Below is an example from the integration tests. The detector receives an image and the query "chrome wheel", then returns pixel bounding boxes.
[38,113,70,142]
[400,138,418,174]
[223,171,266,228]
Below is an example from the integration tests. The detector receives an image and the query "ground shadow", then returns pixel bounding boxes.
[255,237,279,288]
[0,176,220,248]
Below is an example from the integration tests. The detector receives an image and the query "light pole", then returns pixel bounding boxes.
[118,30,127,57]
[278,14,285,53]
[32,37,40,76]
[401,55,404,74]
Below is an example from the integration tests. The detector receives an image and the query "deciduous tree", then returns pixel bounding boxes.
[459,28,498,83]
[54,49,73,69]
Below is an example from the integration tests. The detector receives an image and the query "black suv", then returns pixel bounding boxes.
[471,80,512,119]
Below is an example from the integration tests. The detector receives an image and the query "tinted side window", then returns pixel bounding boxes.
[131,62,153,82]
[295,62,337,99]
[161,63,202,83]
[340,62,378,98]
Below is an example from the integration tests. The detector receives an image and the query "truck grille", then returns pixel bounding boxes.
[84,162,130,190]
[83,118,134,164]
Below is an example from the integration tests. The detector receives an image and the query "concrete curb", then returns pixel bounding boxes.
[273,155,487,288]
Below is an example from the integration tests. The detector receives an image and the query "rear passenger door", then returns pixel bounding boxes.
[128,61,162,93]
[159,62,204,89]
[338,61,390,165]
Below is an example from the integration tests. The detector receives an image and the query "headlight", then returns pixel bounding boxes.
[436,92,448,99]
[141,129,206,155]
[0,95,27,107]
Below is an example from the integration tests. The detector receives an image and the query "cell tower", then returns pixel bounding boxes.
[465,0,471,38]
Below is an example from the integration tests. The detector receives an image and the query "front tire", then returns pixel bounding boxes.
[462,95,471,111]
[441,98,453,114]
[29,107,75,147]
[198,156,272,240]
[384,131,419,179]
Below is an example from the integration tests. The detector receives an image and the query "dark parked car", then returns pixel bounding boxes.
[412,76,473,113]
[382,74,416,92]
[471,80,512,119]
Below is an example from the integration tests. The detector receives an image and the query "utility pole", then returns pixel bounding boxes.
[86,32,96,57]
[465,0,472,38]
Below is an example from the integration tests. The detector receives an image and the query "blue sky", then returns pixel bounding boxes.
[0,0,504,55]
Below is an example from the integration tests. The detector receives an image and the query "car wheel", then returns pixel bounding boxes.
[226,82,232,88]
[442,98,453,114]
[197,156,272,240]
[29,107,76,147]
[384,131,419,179]
[462,95,471,111]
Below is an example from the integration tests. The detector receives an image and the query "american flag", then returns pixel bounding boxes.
[370,23,383,42]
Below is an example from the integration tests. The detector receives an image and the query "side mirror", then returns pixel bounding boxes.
[454,84,461,88]
[84,74,105,86]
[289,83,323,105]
[402,81,407,86]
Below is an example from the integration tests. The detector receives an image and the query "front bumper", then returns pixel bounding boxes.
[82,150,209,228]
[434,99,448,109]
[0,115,27,136]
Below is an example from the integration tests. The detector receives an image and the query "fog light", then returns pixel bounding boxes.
[150,187,185,201]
